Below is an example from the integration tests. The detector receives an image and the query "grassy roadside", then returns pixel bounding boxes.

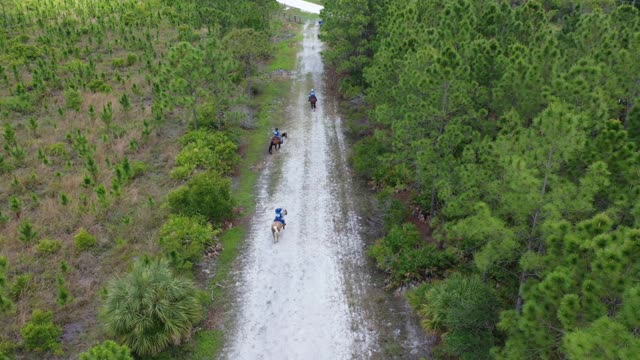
[186,18,304,359]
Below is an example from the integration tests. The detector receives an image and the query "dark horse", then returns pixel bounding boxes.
[309,95,317,111]
[268,132,287,154]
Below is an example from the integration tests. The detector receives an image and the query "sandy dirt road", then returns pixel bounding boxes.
[224,22,431,360]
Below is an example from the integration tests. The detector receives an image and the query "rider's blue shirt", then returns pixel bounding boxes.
[274,213,286,225]
[274,130,281,138]
[310,91,316,97]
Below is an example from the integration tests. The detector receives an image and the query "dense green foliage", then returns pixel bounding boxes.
[173,130,239,179]
[168,171,234,224]
[79,340,133,360]
[370,223,457,287]
[74,228,97,251]
[20,310,62,354]
[322,0,640,357]
[103,258,202,356]
[410,275,498,359]
[159,215,218,269]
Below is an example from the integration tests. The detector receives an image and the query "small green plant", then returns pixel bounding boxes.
[27,117,38,136]
[30,193,39,208]
[119,93,131,111]
[88,104,96,120]
[101,102,113,127]
[79,340,133,360]
[65,88,83,111]
[126,53,138,66]
[56,275,72,307]
[18,220,39,243]
[86,155,99,182]
[36,239,62,255]
[0,338,16,359]
[142,119,151,137]
[59,260,70,274]
[46,143,68,158]
[95,184,109,207]
[0,257,14,313]
[10,273,33,300]
[74,228,97,251]
[9,196,22,219]
[20,309,63,354]
[61,193,70,206]
[88,79,112,93]
[3,123,17,150]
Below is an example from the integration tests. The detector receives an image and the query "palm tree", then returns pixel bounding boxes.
[103,258,202,356]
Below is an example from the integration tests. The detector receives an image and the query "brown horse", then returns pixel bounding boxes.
[268,132,287,154]
[309,95,317,111]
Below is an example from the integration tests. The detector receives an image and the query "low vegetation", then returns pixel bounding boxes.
[0,0,291,358]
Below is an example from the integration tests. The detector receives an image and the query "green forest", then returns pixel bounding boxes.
[320,0,640,359]
[0,0,298,358]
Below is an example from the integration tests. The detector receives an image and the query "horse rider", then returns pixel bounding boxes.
[308,90,317,108]
[274,127,283,143]
[274,208,286,228]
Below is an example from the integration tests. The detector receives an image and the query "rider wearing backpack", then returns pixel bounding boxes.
[274,208,286,228]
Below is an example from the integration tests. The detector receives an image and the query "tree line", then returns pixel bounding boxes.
[321,0,640,358]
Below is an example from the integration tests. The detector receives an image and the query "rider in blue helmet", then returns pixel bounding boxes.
[274,127,282,142]
[274,208,286,228]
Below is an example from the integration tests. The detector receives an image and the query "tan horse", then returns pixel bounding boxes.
[271,209,287,243]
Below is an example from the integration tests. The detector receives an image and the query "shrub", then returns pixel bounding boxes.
[172,130,239,179]
[103,258,202,356]
[112,58,127,68]
[79,340,133,360]
[88,79,112,93]
[36,239,62,255]
[352,134,386,180]
[126,53,138,66]
[159,215,217,269]
[10,273,33,300]
[411,274,498,360]
[370,223,457,287]
[0,257,12,313]
[168,171,234,224]
[18,220,39,243]
[46,143,69,158]
[20,310,62,354]
[0,95,35,114]
[75,228,97,250]
[65,88,83,111]
[0,338,15,359]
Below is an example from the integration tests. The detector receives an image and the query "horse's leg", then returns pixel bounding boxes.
[268,142,273,154]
